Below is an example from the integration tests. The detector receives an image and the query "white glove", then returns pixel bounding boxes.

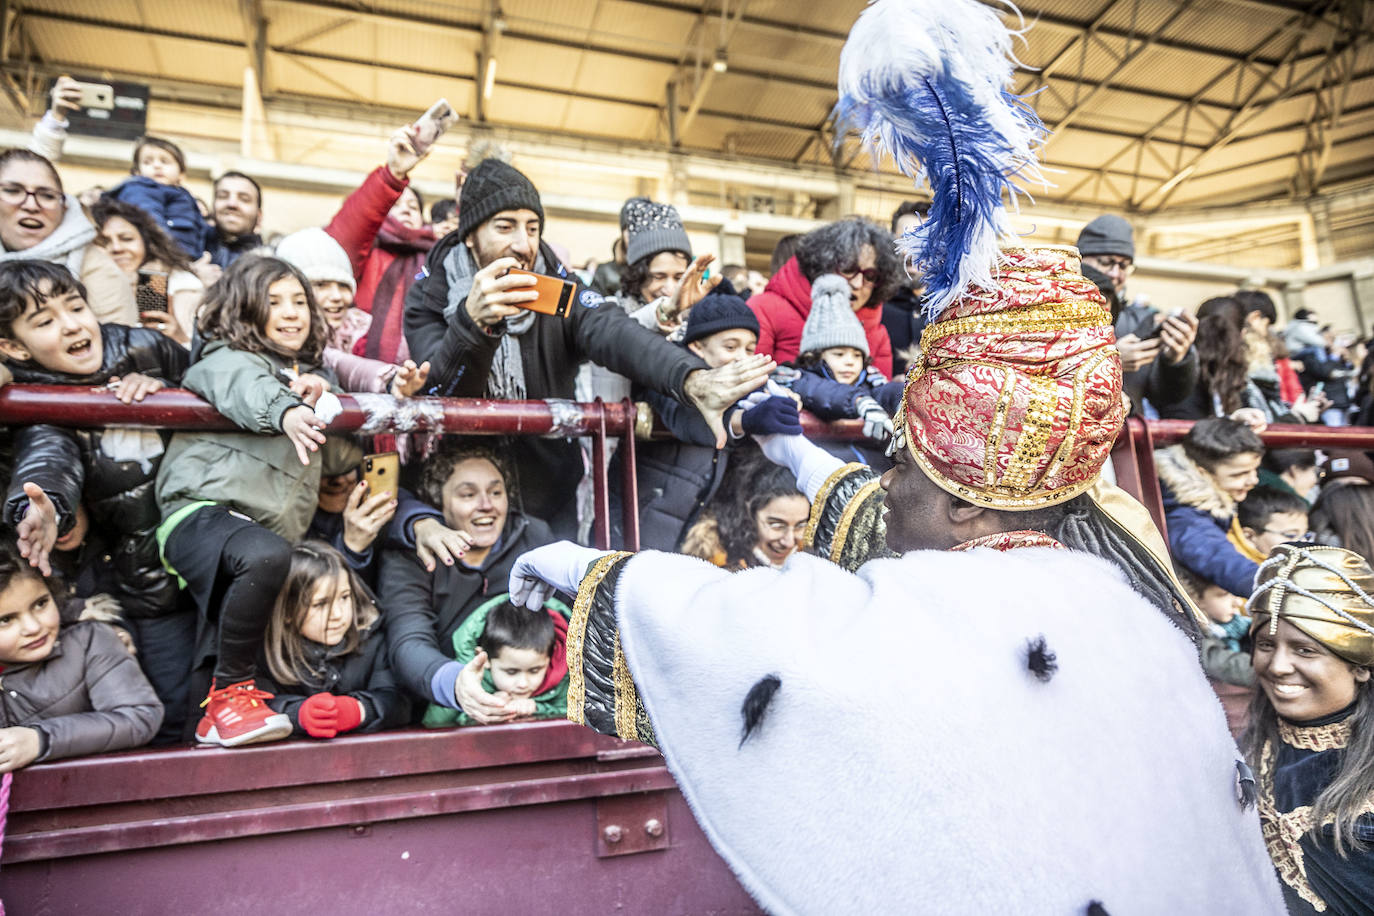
[855,395,893,442]
[508,541,613,610]
[755,433,845,502]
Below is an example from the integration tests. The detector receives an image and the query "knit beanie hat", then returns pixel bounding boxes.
[457,158,545,243]
[799,274,868,356]
[684,283,759,345]
[620,196,652,231]
[274,227,355,292]
[1075,215,1134,259]
[625,200,692,266]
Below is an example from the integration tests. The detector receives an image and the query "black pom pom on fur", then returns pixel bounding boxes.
[739,674,782,749]
[1236,759,1257,811]
[1026,635,1058,682]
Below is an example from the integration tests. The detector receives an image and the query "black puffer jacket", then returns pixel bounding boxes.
[257,623,411,737]
[379,509,556,701]
[3,325,188,619]
[403,236,706,535]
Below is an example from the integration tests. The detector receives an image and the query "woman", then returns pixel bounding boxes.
[1309,479,1374,565]
[681,456,809,570]
[324,124,434,365]
[92,198,206,347]
[748,217,902,378]
[377,442,554,721]
[1244,543,1374,915]
[0,147,135,325]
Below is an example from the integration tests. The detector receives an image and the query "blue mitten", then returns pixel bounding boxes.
[741,396,803,436]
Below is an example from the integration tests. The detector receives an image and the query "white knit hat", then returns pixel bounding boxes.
[799,273,868,356]
[274,227,355,292]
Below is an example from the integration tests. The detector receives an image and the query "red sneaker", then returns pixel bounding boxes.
[196,680,292,747]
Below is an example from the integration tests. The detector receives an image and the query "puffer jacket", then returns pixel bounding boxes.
[4,324,189,619]
[0,617,163,762]
[1155,445,1259,598]
[748,256,893,378]
[155,340,344,543]
[257,621,410,736]
[379,510,556,701]
[108,176,209,260]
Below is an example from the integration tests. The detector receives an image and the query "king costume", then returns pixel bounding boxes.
[509,0,1286,912]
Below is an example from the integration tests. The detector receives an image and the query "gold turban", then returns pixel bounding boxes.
[1249,543,1374,668]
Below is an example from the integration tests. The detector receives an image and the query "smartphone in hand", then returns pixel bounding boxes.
[362,451,400,499]
[506,269,576,318]
[411,99,457,157]
[135,269,169,313]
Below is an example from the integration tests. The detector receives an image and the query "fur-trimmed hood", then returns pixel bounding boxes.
[1155,444,1236,521]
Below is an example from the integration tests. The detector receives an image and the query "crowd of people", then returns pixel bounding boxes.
[0,77,1371,912]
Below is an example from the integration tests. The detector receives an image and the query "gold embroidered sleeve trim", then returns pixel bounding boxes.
[830,478,883,565]
[612,636,638,741]
[803,462,869,549]
[566,551,633,727]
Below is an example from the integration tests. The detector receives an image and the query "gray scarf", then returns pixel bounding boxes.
[443,244,545,400]
[0,194,94,276]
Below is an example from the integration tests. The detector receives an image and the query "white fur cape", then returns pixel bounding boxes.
[612,547,1284,915]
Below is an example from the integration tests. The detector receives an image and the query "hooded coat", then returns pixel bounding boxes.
[748,257,893,378]
[1155,444,1260,598]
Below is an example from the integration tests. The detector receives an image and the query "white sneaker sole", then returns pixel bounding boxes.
[197,713,293,748]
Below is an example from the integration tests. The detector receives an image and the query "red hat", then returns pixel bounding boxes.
[896,245,1124,510]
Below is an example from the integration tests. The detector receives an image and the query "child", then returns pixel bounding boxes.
[776,273,904,466]
[1231,483,1310,564]
[108,136,210,261]
[1154,417,1264,598]
[0,542,162,771]
[0,260,192,742]
[423,595,569,728]
[258,542,409,738]
[1244,543,1374,912]
[155,254,352,747]
[1178,568,1253,739]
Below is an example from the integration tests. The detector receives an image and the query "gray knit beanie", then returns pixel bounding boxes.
[274,227,355,292]
[799,274,868,356]
[625,200,692,266]
[620,196,652,231]
[1075,214,1134,259]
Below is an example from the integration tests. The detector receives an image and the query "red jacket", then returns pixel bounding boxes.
[747,256,893,378]
[325,166,434,364]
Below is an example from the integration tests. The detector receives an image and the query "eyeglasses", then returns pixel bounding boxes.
[1084,255,1134,276]
[0,183,63,209]
[1262,529,1314,542]
[838,266,879,284]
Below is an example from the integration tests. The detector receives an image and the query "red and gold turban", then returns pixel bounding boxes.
[897,245,1124,510]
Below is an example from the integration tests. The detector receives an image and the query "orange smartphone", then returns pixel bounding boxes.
[362,451,400,499]
[506,269,575,318]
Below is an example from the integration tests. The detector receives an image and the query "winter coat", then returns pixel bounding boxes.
[204,230,262,270]
[421,593,570,727]
[258,622,410,736]
[403,235,706,533]
[748,256,893,378]
[379,510,556,701]
[609,385,726,552]
[589,260,623,298]
[325,166,433,364]
[881,285,926,379]
[3,324,189,619]
[1155,445,1259,598]
[155,340,344,544]
[1114,303,1199,416]
[774,363,903,467]
[0,194,137,326]
[0,618,162,762]
[108,177,209,260]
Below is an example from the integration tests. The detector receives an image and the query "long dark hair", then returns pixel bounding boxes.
[264,541,378,685]
[1242,676,1374,856]
[713,450,806,568]
[618,250,689,304]
[92,198,192,271]
[1310,483,1374,563]
[1194,296,1249,413]
[197,254,328,363]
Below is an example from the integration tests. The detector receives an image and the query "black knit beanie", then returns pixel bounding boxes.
[458,159,545,242]
[684,281,758,344]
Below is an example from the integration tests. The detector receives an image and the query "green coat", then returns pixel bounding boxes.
[422,592,570,728]
[155,340,345,544]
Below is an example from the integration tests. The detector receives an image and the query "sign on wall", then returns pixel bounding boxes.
[49,77,150,141]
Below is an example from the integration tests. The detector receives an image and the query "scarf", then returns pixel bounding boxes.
[0,194,94,275]
[443,243,546,400]
[362,217,434,362]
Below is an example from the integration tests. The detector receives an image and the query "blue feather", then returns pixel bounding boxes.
[836,0,1047,321]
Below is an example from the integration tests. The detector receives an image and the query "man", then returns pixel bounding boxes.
[403,159,770,537]
[1077,214,1199,416]
[206,171,264,271]
[883,200,928,377]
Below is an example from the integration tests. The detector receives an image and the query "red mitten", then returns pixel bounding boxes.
[298,693,339,738]
[333,696,363,734]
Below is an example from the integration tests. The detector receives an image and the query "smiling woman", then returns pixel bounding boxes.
[0,148,136,326]
[92,198,204,347]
